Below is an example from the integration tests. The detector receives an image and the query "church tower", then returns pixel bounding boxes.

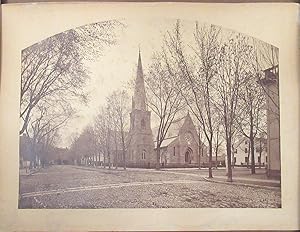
[127,50,155,168]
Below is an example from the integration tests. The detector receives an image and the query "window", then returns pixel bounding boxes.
[234,149,237,154]
[141,119,145,129]
[258,156,261,163]
[245,140,248,145]
[173,147,176,156]
[245,157,249,163]
[245,148,248,153]
[142,150,146,160]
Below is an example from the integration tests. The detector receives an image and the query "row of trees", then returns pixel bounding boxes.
[69,90,130,169]
[20,20,123,167]
[143,21,278,181]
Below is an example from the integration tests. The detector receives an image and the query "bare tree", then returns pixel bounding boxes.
[214,34,254,182]
[145,52,185,170]
[163,21,221,178]
[20,20,122,135]
[238,71,266,174]
[94,106,114,169]
[25,100,73,167]
[69,125,97,166]
[106,90,130,170]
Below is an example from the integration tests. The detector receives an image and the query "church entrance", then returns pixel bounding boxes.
[185,147,192,164]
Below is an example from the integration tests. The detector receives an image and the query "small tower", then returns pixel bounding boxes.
[127,50,155,168]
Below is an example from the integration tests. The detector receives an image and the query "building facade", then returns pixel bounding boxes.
[126,51,156,168]
[154,113,207,168]
[259,65,280,178]
[233,136,267,167]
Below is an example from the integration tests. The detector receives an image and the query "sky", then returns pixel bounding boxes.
[59,18,196,148]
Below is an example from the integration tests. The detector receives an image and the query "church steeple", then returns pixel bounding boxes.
[132,49,147,111]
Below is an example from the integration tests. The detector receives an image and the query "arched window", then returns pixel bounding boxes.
[141,119,145,129]
[142,150,146,160]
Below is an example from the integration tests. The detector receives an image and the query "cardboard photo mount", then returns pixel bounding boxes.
[0,2,299,231]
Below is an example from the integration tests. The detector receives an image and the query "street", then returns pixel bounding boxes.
[19,165,281,208]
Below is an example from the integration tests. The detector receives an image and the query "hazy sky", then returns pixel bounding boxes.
[59,18,196,147]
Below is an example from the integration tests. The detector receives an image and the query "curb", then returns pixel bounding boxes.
[203,177,281,191]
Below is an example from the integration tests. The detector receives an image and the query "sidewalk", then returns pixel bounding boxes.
[19,168,40,176]
[204,175,281,189]
[161,168,281,188]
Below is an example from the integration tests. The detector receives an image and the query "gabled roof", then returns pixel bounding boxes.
[166,116,187,138]
[152,114,196,149]
[154,136,178,149]
[152,115,186,141]
[234,136,267,148]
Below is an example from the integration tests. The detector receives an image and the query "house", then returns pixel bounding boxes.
[233,136,267,167]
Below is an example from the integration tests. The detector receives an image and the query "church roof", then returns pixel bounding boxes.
[152,114,190,148]
[165,116,186,138]
[132,49,147,111]
[155,136,178,149]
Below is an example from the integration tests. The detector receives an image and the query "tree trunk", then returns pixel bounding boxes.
[108,152,111,169]
[247,142,250,168]
[250,132,255,174]
[215,145,218,169]
[259,138,262,169]
[121,133,126,170]
[198,143,201,170]
[208,141,213,178]
[156,145,161,170]
[103,153,106,168]
[123,150,126,170]
[226,138,233,182]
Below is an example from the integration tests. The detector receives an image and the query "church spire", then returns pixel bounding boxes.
[132,49,147,111]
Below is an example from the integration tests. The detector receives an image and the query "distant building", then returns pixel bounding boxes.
[233,136,267,167]
[259,65,280,178]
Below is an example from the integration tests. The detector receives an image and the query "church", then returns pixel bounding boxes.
[126,51,207,168]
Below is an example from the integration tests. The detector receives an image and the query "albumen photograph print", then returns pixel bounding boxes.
[18,17,281,209]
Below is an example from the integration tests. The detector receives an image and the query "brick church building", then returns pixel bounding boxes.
[126,51,207,168]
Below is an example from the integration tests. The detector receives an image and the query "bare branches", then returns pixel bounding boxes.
[145,49,185,169]
[163,21,222,177]
[20,20,123,135]
[106,90,130,169]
